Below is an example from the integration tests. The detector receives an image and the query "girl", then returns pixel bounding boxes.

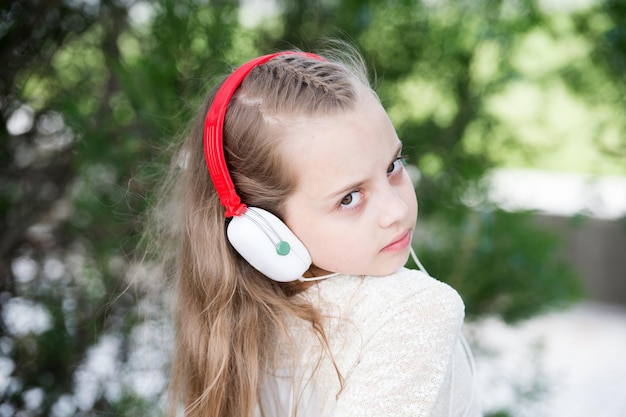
[151,47,480,417]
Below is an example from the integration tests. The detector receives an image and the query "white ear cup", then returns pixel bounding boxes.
[226,207,312,282]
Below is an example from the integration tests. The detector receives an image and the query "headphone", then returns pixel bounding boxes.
[203,52,324,282]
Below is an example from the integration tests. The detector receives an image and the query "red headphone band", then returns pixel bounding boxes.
[203,51,325,218]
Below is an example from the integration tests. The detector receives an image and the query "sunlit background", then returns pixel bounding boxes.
[1,0,625,416]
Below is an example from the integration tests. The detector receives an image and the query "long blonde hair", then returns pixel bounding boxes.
[149,49,370,417]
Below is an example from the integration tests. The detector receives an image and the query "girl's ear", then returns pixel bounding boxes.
[227,207,312,282]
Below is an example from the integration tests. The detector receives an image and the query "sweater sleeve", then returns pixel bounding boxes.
[329,272,465,417]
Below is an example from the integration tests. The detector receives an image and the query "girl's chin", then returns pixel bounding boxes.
[306,246,412,278]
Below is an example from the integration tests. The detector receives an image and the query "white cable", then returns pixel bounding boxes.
[410,246,430,276]
[410,246,476,416]
[298,272,339,282]
[448,347,456,417]
[302,246,429,282]
[460,334,477,417]
[244,208,281,246]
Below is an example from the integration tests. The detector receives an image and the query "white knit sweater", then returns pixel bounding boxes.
[258,268,481,417]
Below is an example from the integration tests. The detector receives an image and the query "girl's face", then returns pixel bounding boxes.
[282,90,418,277]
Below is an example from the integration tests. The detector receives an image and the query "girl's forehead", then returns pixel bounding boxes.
[281,89,382,144]
[280,91,400,195]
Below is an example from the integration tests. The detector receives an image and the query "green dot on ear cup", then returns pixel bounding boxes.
[276,241,291,256]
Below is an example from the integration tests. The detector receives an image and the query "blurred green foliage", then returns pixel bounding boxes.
[2,0,624,415]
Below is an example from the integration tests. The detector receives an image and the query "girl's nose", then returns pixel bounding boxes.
[378,185,409,228]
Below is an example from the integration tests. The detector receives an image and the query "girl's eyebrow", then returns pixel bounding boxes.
[324,142,403,201]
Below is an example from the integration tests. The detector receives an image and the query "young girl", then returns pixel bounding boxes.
[151,47,480,417]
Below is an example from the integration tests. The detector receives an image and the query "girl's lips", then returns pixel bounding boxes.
[381,230,411,252]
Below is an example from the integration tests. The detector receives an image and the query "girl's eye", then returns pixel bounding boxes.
[340,191,363,209]
[387,157,405,175]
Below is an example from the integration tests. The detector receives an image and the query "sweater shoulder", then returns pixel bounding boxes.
[306,268,465,328]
